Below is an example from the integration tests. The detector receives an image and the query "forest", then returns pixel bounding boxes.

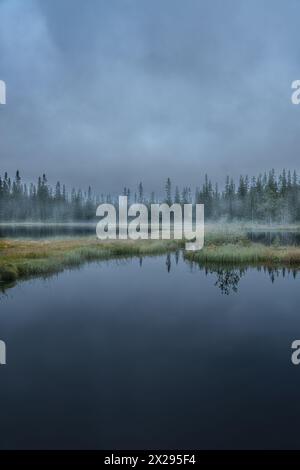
[0,169,299,223]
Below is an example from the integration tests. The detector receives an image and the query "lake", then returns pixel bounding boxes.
[1,224,300,246]
[0,224,96,239]
[0,253,299,449]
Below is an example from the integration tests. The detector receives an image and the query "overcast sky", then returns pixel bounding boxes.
[0,0,300,194]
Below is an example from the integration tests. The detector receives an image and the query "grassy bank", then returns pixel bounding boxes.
[184,243,300,267]
[0,238,183,284]
[1,229,300,287]
[185,226,300,267]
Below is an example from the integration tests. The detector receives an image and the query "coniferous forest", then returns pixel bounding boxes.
[0,169,300,223]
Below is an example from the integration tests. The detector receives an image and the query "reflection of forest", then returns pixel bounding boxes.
[213,269,244,295]
[183,257,299,295]
[1,251,299,297]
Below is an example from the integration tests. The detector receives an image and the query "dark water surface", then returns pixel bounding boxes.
[1,224,300,246]
[0,254,300,449]
[0,224,95,239]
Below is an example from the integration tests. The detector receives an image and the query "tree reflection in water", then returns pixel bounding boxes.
[213,268,245,295]
[0,253,298,298]
[166,253,171,273]
[185,257,299,295]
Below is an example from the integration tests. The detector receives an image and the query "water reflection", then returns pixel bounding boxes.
[0,252,299,297]
[1,251,300,449]
[184,262,246,295]
[166,253,171,272]
[184,257,299,294]
[213,268,244,295]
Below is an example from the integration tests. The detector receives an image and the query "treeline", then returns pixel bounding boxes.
[0,169,300,223]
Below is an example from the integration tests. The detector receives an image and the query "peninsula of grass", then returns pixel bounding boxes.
[0,238,183,284]
[183,226,300,267]
[1,229,300,287]
[184,242,300,268]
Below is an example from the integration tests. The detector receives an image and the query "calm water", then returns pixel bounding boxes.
[0,254,300,449]
[1,224,300,246]
[0,224,95,239]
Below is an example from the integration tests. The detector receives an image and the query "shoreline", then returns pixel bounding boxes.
[1,232,300,288]
[0,221,300,230]
[0,238,183,286]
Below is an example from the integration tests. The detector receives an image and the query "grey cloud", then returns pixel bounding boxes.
[0,0,300,195]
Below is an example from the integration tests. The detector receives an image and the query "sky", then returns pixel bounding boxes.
[0,0,300,195]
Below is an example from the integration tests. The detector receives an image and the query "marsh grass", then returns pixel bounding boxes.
[0,238,182,284]
[1,229,300,287]
[185,243,300,267]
